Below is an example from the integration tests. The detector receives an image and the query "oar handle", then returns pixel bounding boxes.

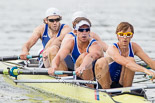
[27,54,43,59]
[0,54,42,61]
[54,71,76,75]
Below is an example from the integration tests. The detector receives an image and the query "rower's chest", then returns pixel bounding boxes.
[48,32,58,39]
[78,47,87,54]
[121,51,129,57]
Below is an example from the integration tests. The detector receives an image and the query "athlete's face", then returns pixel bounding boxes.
[117,28,133,47]
[77,25,90,43]
[47,15,61,31]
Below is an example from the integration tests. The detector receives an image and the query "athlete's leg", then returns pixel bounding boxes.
[119,57,135,87]
[46,45,68,76]
[43,45,59,68]
[75,53,94,88]
[43,38,62,68]
[95,57,112,89]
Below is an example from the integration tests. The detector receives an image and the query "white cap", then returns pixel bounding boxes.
[72,11,87,22]
[45,8,61,18]
[75,20,90,30]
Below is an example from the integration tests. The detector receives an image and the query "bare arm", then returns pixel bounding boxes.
[43,26,72,60]
[90,32,108,52]
[107,45,155,77]
[48,37,74,75]
[133,42,155,70]
[76,41,103,75]
[45,25,72,49]
[20,25,43,59]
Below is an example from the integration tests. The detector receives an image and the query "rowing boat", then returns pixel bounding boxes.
[0,59,152,103]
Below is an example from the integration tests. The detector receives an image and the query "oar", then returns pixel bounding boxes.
[13,79,97,84]
[0,67,76,77]
[0,54,42,61]
[99,84,155,93]
[135,72,146,75]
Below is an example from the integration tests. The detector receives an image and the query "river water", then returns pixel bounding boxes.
[0,0,155,102]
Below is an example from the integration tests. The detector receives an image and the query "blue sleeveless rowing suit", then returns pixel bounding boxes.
[42,24,65,48]
[64,32,76,70]
[109,42,134,83]
[68,32,76,37]
[38,24,65,67]
[71,36,97,63]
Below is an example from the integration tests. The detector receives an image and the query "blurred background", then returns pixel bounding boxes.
[0,0,155,102]
[0,0,155,57]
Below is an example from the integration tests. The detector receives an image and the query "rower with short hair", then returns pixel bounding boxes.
[20,8,72,61]
[48,17,104,88]
[95,22,155,89]
[46,11,108,70]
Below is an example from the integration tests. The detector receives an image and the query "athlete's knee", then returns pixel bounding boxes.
[95,57,108,69]
[48,45,59,55]
[79,52,88,58]
[75,53,88,66]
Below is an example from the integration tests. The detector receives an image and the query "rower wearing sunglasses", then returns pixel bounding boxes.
[20,8,72,60]
[94,22,155,89]
[46,11,108,71]
[48,18,103,88]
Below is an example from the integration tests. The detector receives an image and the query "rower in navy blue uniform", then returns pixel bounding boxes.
[48,17,104,88]
[42,23,65,48]
[47,11,108,71]
[20,8,72,64]
[95,22,155,89]
[109,42,134,88]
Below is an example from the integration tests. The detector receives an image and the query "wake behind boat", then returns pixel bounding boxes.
[0,59,153,103]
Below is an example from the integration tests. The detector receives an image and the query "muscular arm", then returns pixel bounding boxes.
[20,25,44,59]
[133,42,155,70]
[48,37,74,75]
[45,25,72,49]
[107,45,155,75]
[79,41,103,70]
[90,32,108,52]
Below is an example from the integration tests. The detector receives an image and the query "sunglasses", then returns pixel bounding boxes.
[48,18,61,22]
[78,28,90,32]
[117,32,133,37]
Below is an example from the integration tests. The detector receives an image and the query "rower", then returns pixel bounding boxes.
[95,22,155,89]
[48,17,104,88]
[44,11,108,69]
[20,8,72,63]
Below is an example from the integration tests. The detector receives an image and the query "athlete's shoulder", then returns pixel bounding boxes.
[34,24,46,32]
[131,42,143,53]
[62,24,72,30]
[131,42,141,49]
[90,32,101,41]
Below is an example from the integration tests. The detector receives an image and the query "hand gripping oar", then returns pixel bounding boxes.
[0,67,76,77]
[137,62,151,69]
[0,54,42,61]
